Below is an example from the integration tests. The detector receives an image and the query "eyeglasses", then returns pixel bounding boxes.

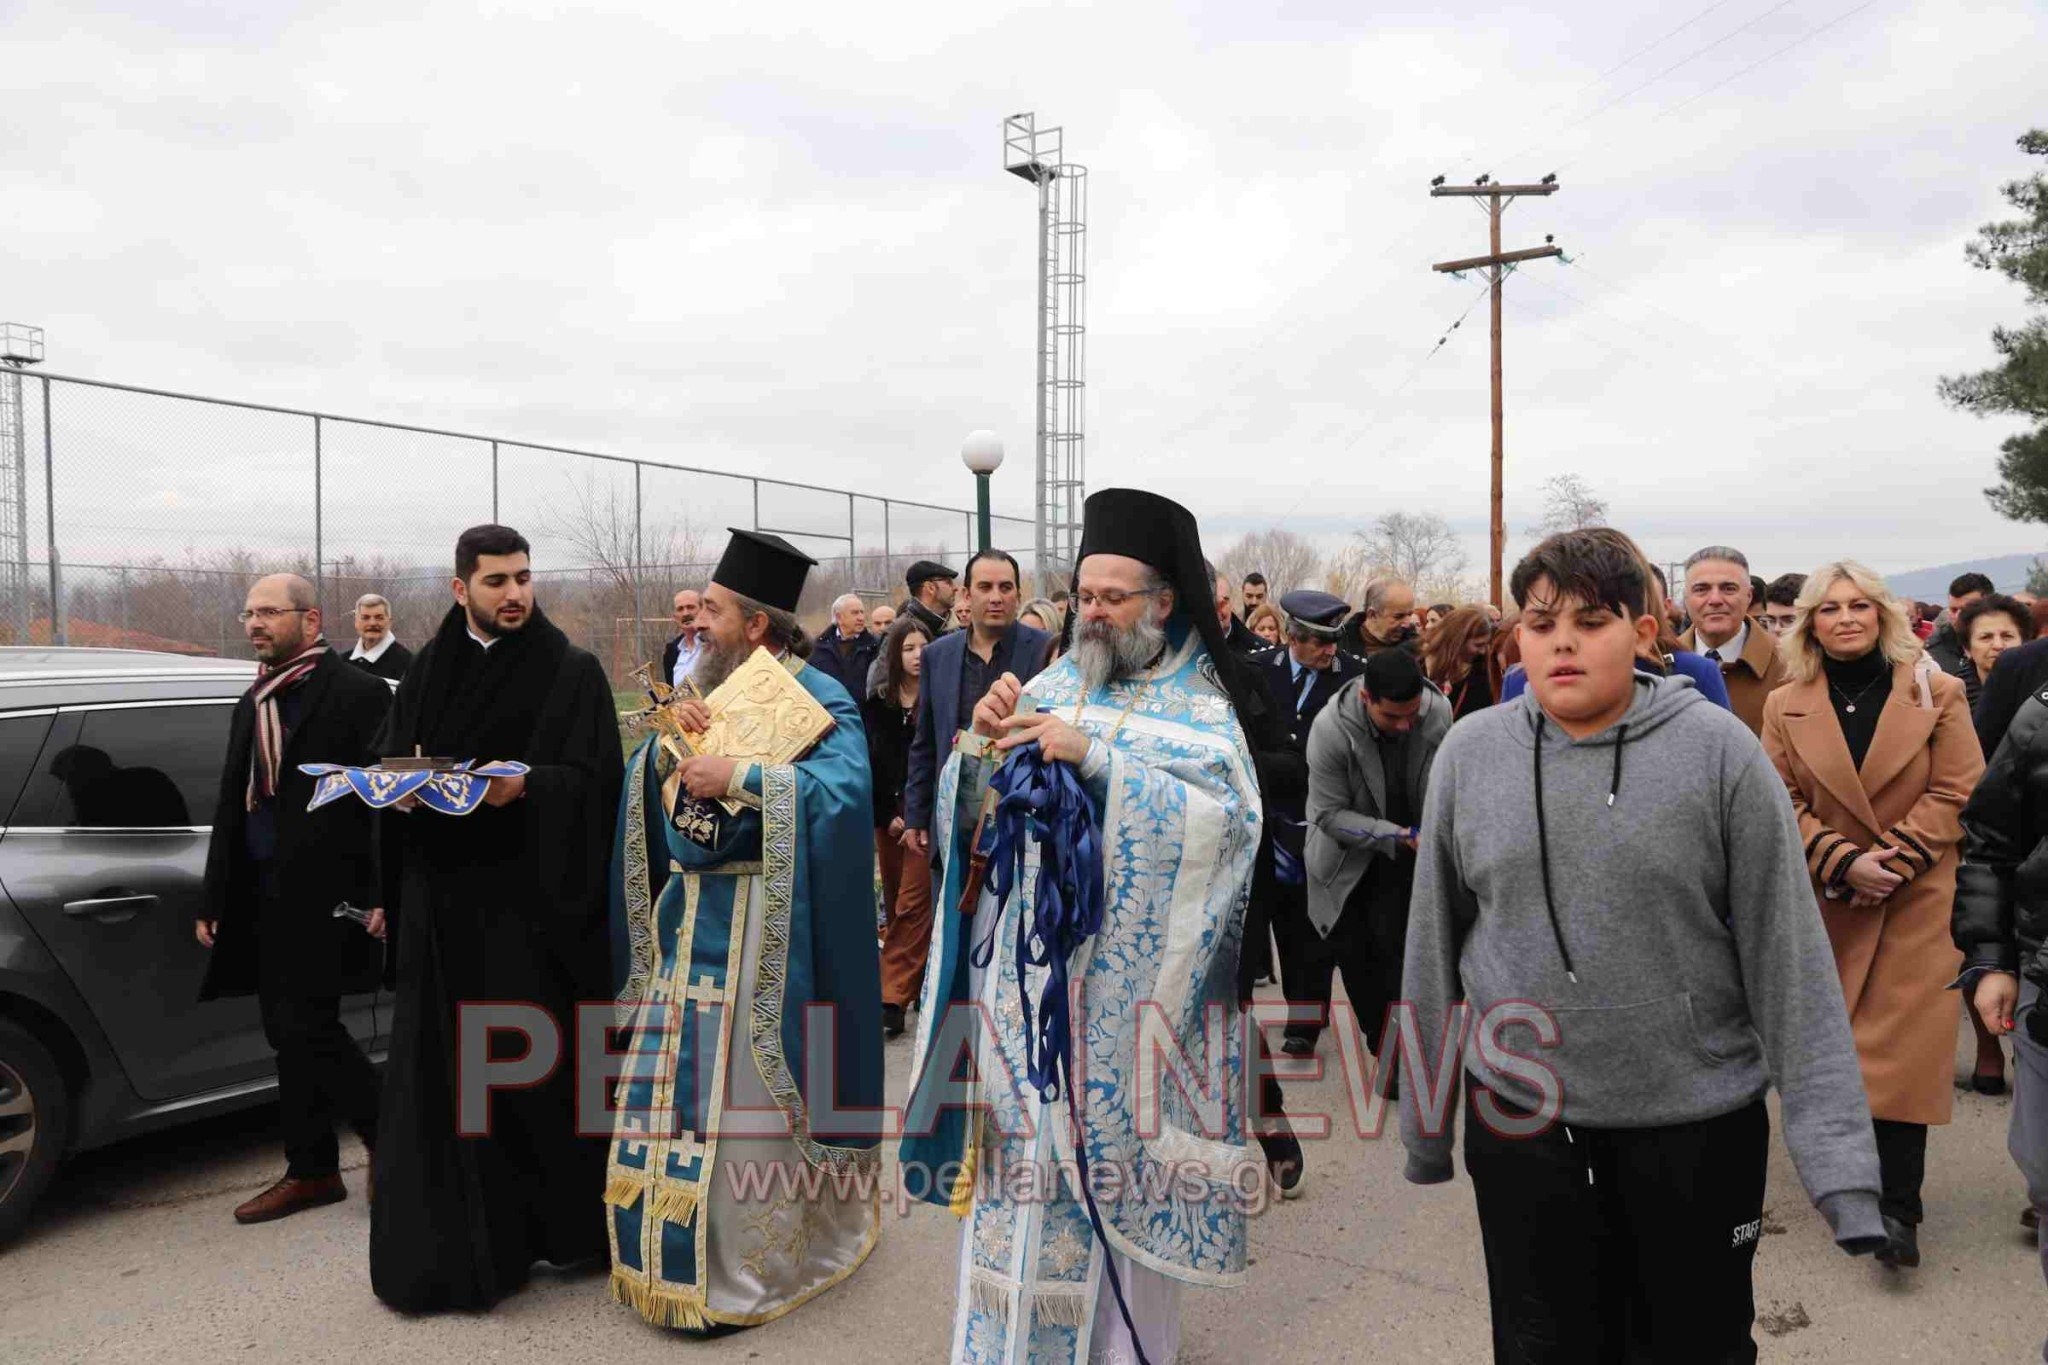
[237,607,309,624]
[1760,614,1798,629]
[1074,588,1160,611]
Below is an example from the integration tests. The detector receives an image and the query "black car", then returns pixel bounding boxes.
[0,647,388,1244]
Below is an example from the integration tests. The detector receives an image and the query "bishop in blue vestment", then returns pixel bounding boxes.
[605,529,883,1331]
[903,491,1269,1364]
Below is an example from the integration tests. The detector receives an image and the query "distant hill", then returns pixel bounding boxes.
[1887,553,2045,600]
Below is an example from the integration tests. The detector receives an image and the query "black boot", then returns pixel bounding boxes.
[1875,1214,1920,1269]
[881,1003,905,1039]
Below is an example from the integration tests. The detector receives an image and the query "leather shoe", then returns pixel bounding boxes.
[881,1004,905,1039]
[1280,1035,1315,1059]
[1256,1130,1306,1201]
[234,1173,346,1225]
[1874,1214,1920,1269]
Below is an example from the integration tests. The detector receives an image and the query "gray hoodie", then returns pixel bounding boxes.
[1398,674,1883,1249]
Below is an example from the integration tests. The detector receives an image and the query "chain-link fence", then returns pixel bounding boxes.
[0,371,1041,681]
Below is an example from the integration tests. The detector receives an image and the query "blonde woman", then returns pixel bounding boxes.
[1017,596,1065,669]
[1017,596,1064,639]
[1761,561,1984,1270]
[1246,601,1284,646]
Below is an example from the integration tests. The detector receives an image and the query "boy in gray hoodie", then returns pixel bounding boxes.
[1398,530,1883,1362]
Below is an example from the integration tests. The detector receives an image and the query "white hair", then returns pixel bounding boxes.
[353,593,389,613]
[831,592,864,616]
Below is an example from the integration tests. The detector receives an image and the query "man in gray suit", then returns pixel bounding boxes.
[1301,647,1450,1067]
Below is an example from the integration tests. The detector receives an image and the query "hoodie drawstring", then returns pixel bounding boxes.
[1533,716,1631,985]
[1532,716,1580,986]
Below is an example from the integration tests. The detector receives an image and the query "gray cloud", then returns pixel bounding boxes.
[3,0,2044,584]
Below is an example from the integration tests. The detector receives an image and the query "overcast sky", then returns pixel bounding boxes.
[5,0,2045,585]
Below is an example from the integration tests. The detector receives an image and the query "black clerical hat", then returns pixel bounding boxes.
[1076,488,1195,573]
[712,528,816,612]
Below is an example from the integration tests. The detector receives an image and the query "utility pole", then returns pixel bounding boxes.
[1429,175,1562,606]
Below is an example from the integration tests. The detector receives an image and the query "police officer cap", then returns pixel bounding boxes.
[1281,589,1349,640]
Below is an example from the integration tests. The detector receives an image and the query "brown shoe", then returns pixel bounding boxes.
[234,1173,346,1224]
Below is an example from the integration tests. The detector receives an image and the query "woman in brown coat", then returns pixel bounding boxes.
[1762,560,1984,1270]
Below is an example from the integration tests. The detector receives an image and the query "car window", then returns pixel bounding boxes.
[0,712,56,826]
[18,705,231,829]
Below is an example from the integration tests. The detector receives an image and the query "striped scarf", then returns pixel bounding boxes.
[246,638,327,811]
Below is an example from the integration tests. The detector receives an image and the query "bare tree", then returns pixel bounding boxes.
[1334,510,1472,603]
[1216,528,1324,600]
[1531,473,1610,535]
[539,472,706,678]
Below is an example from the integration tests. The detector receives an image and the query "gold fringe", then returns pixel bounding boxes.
[649,1184,700,1227]
[949,1112,984,1216]
[610,1268,710,1332]
[1032,1287,1092,1328]
[602,1174,645,1209]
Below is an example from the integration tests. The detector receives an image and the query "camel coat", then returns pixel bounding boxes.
[1681,622,1790,736]
[1761,661,1982,1125]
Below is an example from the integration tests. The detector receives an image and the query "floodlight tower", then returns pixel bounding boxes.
[0,323,42,641]
[1003,113,1087,590]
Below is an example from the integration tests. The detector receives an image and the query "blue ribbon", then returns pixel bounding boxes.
[970,746,1104,1102]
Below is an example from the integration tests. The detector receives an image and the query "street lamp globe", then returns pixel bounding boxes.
[960,430,1004,475]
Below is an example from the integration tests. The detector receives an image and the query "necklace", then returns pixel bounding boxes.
[1072,682,1147,749]
[1828,668,1888,714]
[1070,649,1168,748]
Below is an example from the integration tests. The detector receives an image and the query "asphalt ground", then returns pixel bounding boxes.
[0,1002,2040,1363]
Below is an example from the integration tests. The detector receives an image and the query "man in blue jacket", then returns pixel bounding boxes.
[889,548,1050,1035]
[808,592,878,700]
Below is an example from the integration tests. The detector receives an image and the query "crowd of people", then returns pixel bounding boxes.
[186,510,2048,1362]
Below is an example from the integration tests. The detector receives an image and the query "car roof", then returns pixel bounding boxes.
[0,646,257,684]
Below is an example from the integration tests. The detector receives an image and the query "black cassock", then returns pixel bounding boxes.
[369,604,623,1312]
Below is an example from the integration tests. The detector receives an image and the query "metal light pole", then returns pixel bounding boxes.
[961,431,1004,552]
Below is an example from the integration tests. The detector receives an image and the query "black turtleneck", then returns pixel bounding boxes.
[1821,647,1890,770]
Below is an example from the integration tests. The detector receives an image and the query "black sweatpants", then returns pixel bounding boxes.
[1463,1087,1770,1365]
[260,992,381,1179]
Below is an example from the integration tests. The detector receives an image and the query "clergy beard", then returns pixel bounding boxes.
[692,634,751,693]
[1069,614,1166,693]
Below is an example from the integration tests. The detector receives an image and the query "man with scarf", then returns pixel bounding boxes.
[605,528,882,1331]
[197,573,390,1224]
[369,524,624,1313]
[902,488,1266,1365]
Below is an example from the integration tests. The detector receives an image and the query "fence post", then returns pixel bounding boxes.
[882,499,892,593]
[313,414,323,605]
[491,440,499,522]
[41,376,61,646]
[846,493,856,592]
[751,479,760,532]
[632,462,644,673]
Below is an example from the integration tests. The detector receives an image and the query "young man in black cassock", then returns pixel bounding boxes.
[369,524,624,1313]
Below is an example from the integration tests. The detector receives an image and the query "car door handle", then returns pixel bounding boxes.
[63,893,161,923]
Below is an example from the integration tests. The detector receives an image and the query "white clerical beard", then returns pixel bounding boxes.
[1070,615,1166,693]
[691,635,750,693]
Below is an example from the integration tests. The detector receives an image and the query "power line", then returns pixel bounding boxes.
[1559,0,1885,178]
[1495,0,1805,169]
[1139,4,1805,454]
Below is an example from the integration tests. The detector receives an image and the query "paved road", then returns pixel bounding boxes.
[1,1006,2040,1363]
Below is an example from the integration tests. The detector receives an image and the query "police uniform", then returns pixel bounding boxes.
[1247,592,1363,1058]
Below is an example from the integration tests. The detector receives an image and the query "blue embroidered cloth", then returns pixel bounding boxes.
[297,759,531,816]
